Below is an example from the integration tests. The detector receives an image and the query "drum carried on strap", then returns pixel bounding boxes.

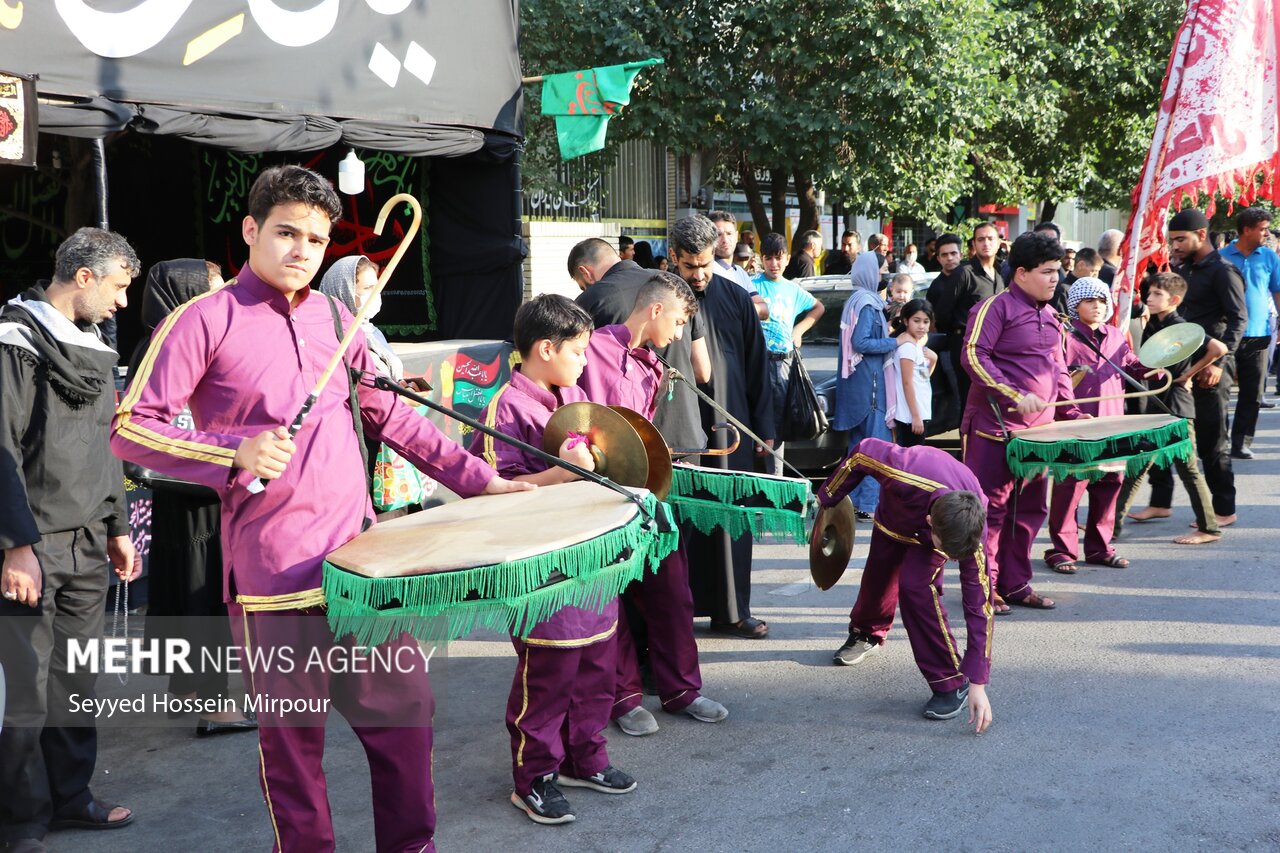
[322,481,677,646]
[666,464,812,543]
[1005,414,1194,481]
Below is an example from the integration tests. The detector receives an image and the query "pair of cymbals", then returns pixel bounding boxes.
[543,402,672,499]
[1138,322,1206,369]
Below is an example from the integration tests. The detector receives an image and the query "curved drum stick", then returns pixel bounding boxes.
[247,193,422,494]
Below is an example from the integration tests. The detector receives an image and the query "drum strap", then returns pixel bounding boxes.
[325,295,373,531]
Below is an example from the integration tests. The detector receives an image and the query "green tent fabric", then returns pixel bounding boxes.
[540,59,663,159]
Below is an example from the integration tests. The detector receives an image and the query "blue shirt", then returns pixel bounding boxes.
[751,273,818,353]
[1219,241,1280,337]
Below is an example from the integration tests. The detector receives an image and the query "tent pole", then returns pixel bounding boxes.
[91,138,109,229]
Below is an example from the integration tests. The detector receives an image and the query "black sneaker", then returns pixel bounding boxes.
[923,681,970,720]
[510,774,575,824]
[1230,445,1254,459]
[558,764,637,795]
[833,632,881,666]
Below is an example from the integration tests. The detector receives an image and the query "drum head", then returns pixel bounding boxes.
[609,406,673,500]
[544,402,649,489]
[809,497,855,591]
[1138,322,1205,368]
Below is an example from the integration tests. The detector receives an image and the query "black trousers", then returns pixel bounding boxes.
[0,527,109,842]
[1230,336,1270,449]
[1191,364,1236,516]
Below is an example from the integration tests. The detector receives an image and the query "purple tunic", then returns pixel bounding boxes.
[469,367,617,645]
[578,323,663,419]
[111,266,496,605]
[960,284,1082,435]
[1061,319,1146,418]
[819,438,995,684]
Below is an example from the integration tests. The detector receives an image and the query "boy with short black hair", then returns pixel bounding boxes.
[823,438,994,732]
[1118,272,1227,544]
[473,294,638,825]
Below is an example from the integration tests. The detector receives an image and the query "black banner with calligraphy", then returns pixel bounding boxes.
[0,3,521,156]
[0,71,37,167]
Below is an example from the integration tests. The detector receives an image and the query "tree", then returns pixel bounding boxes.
[982,0,1185,219]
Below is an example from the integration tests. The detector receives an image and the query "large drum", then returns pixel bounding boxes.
[322,481,677,645]
[666,463,812,543]
[1005,414,1194,481]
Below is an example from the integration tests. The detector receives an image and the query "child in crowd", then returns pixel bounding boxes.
[884,272,914,324]
[1045,278,1157,573]
[889,298,936,447]
[471,294,637,825]
[1117,272,1227,544]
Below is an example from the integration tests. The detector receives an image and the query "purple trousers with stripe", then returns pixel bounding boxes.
[848,529,967,692]
[962,430,1049,602]
[506,634,615,795]
[612,542,702,717]
[1047,473,1122,563]
[228,604,436,853]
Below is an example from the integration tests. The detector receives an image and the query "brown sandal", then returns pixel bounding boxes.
[1007,592,1056,610]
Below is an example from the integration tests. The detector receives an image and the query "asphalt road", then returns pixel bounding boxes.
[51,406,1280,853]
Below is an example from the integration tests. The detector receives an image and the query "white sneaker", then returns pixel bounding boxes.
[615,706,659,736]
[682,696,729,723]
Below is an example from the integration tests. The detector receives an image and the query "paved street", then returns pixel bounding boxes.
[55,409,1279,853]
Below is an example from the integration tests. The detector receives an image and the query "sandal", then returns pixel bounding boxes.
[1007,592,1056,610]
[1051,561,1078,574]
[1088,554,1129,568]
[992,595,1012,616]
[709,617,769,639]
[51,798,134,830]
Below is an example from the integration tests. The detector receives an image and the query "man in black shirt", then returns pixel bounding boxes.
[1,228,143,848]
[783,230,821,280]
[1168,207,1247,524]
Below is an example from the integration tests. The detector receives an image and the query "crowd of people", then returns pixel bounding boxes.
[1,159,1276,851]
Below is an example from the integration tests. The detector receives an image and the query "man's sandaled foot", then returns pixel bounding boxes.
[1051,561,1078,574]
[1174,530,1222,545]
[1190,514,1236,529]
[1087,554,1129,568]
[992,595,1012,616]
[709,617,769,639]
[50,799,133,830]
[1128,507,1171,522]
[1007,592,1055,610]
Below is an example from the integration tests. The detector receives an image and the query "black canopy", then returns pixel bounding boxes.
[2,1,522,156]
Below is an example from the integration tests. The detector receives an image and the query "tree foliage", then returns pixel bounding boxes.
[520,0,1185,227]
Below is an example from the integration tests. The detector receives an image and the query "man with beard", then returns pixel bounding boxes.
[707,210,768,320]
[1,228,142,852]
[1163,208,1246,527]
[669,215,774,638]
[926,233,973,408]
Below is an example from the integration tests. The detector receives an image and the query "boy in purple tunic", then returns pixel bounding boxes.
[1045,278,1160,573]
[577,272,730,737]
[470,294,638,825]
[960,232,1086,613]
[821,438,994,732]
[111,166,530,853]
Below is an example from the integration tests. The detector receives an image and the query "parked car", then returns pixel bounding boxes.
[783,275,962,479]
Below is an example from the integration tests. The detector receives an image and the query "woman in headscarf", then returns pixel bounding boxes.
[318,255,435,516]
[317,255,404,381]
[833,251,898,516]
[129,259,256,736]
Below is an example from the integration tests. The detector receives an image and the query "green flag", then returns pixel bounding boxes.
[540,59,663,160]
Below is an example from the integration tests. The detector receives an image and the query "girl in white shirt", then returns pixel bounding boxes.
[890,299,937,446]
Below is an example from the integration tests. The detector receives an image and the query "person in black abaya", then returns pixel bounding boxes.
[128,259,256,736]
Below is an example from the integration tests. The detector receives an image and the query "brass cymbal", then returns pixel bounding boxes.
[543,402,650,490]
[809,496,855,591]
[609,406,673,500]
[1138,322,1206,369]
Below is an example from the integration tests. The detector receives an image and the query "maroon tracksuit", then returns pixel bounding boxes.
[1046,320,1147,564]
[471,368,618,795]
[959,286,1083,602]
[579,324,703,715]
[818,438,994,690]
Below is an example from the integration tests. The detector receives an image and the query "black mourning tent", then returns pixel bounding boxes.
[0,1,525,350]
